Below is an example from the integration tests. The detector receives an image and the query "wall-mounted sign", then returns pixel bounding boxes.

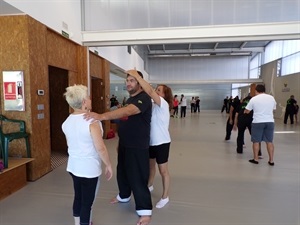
[2,71,25,111]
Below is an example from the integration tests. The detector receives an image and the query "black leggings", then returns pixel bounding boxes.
[70,173,99,225]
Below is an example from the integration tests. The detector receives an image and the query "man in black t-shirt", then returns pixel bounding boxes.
[84,70,152,225]
[233,96,262,155]
[234,96,253,153]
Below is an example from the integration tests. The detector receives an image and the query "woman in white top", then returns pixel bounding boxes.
[180,94,187,117]
[62,85,113,225]
[127,70,173,209]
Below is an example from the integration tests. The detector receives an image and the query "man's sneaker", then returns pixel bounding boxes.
[156,197,169,208]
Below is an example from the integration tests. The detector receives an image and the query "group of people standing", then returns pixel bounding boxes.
[190,96,200,113]
[60,75,295,225]
[171,95,200,118]
[225,85,277,166]
[62,69,173,225]
[221,96,233,113]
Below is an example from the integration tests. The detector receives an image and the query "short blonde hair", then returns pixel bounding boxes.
[64,84,88,109]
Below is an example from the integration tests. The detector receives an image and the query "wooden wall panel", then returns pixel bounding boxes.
[27,16,51,180]
[90,53,103,79]
[0,15,112,181]
[47,29,78,72]
[0,16,32,160]
[76,47,88,86]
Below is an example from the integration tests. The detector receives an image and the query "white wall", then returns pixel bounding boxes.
[147,56,249,82]
[94,46,148,79]
[5,0,82,44]
[83,0,300,30]
[260,60,300,119]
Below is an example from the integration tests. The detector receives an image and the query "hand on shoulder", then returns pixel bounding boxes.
[84,111,101,121]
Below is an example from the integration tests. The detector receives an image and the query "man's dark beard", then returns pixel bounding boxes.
[128,88,138,95]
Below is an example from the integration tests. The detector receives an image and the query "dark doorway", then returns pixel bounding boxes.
[48,66,69,156]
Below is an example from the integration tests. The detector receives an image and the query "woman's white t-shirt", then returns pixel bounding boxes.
[62,114,103,178]
[150,97,171,146]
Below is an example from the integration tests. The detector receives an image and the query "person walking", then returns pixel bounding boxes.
[224,96,240,141]
[194,97,200,112]
[127,70,173,208]
[172,95,179,118]
[233,95,262,157]
[179,94,187,118]
[284,95,297,124]
[84,70,152,225]
[245,84,277,166]
[295,103,299,123]
[62,84,113,225]
[221,96,229,113]
[190,97,195,113]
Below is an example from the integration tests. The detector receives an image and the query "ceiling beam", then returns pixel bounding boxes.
[82,22,300,46]
[147,47,264,55]
[214,43,219,50]
[240,42,247,49]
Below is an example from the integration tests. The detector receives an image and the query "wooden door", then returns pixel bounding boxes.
[48,66,69,153]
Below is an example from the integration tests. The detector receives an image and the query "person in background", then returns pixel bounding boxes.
[172,95,179,118]
[122,96,127,106]
[84,70,152,225]
[224,96,240,141]
[295,103,299,123]
[110,94,117,107]
[179,94,187,118]
[62,84,113,225]
[245,84,277,166]
[227,96,233,113]
[194,97,200,113]
[284,95,297,124]
[221,96,229,113]
[128,70,173,209]
[190,97,195,113]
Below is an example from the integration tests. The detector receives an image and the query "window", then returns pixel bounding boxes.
[281,52,300,76]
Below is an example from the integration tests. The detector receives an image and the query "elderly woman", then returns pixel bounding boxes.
[62,84,113,225]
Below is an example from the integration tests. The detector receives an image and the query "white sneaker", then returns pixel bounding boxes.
[148,185,154,192]
[156,197,169,208]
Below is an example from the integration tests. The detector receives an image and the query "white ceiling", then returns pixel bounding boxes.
[1,0,299,72]
[82,0,300,60]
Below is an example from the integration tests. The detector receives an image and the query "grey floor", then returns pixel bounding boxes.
[0,110,299,225]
